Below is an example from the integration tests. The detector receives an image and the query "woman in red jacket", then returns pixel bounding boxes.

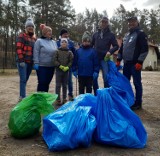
[16,18,36,101]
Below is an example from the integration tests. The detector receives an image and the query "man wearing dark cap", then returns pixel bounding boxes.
[57,28,76,101]
[117,16,148,110]
[92,16,119,95]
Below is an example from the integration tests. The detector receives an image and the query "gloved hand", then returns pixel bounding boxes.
[104,56,110,62]
[63,66,69,72]
[73,71,78,78]
[116,61,121,67]
[59,65,65,70]
[19,62,25,67]
[93,72,98,80]
[33,64,39,70]
[135,63,142,70]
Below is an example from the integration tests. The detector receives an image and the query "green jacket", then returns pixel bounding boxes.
[53,48,73,68]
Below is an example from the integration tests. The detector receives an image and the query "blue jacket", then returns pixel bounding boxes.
[72,46,99,76]
[92,27,119,61]
[118,27,148,64]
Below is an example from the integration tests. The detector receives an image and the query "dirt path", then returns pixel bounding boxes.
[0,71,160,156]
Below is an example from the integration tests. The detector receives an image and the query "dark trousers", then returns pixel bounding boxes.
[36,66,55,92]
[55,69,69,100]
[68,68,73,97]
[78,76,93,94]
[123,63,142,104]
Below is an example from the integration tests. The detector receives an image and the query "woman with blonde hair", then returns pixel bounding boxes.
[16,18,36,101]
[33,24,57,92]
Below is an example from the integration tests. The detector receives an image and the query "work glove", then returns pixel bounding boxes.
[33,64,39,70]
[73,71,78,78]
[63,66,69,72]
[135,63,142,71]
[116,61,121,67]
[59,65,65,70]
[104,56,110,62]
[93,72,98,80]
[19,62,25,67]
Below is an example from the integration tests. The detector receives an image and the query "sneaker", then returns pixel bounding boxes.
[130,103,142,110]
[54,100,61,106]
[18,97,23,102]
[68,95,74,101]
[62,99,67,104]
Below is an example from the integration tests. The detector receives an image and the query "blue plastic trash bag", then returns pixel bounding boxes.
[107,60,134,107]
[94,88,147,148]
[8,92,57,138]
[43,94,97,151]
[72,93,97,116]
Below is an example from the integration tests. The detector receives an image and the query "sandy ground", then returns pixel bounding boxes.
[0,71,160,156]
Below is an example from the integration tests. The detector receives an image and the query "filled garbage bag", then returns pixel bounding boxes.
[107,60,134,107]
[94,88,147,148]
[8,92,57,138]
[71,93,97,116]
[43,94,97,151]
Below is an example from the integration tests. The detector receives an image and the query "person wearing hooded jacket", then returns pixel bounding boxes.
[116,17,148,110]
[92,16,119,95]
[72,31,99,94]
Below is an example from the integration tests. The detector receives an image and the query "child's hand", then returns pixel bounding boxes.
[59,65,65,70]
[63,66,69,72]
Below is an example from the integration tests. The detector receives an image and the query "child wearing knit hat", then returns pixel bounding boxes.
[72,31,99,95]
[57,28,76,101]
[53,36,73,105]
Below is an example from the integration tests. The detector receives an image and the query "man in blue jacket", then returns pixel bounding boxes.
[92,16,119,95]
[57,28,76,100]
[117,16,148,110]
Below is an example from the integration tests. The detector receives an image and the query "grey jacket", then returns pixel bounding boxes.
[33,37,57,67]
[118,27,148,64]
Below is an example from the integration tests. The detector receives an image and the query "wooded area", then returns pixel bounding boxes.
[0,0,160,69]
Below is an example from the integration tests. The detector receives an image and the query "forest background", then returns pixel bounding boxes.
[0,0,160,69]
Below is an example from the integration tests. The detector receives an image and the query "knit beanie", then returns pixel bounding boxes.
[25,18,35,28]
[60,28,68,36]
[82,31,92,42]
[60,38,68,45]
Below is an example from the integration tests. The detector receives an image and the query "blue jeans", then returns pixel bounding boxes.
[123,63,142,104]
[36,66,55,92]
[93,60,109,95]
[17,62,33,98]
[68,68,73,97]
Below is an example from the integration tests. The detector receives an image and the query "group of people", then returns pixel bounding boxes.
[16,16,148,110]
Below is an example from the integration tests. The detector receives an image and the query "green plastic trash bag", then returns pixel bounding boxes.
[8,92,58,138]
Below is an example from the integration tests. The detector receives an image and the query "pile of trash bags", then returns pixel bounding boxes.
[42,61,147,151]
[8,61,147,151]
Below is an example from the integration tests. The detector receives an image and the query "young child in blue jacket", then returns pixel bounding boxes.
[72,31,99,94]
